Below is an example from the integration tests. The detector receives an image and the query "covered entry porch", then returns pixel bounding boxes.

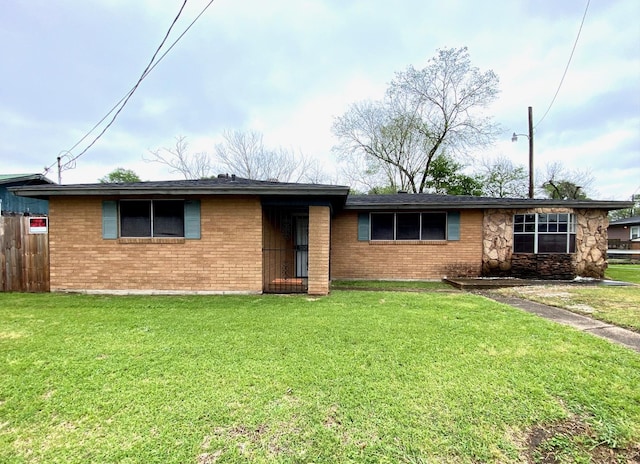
[262,204,331,295]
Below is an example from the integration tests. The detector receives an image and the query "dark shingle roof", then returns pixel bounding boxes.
[10,177,632,212]
[0,173,54,185]
[609,216,640,226]
[10,175,350,199]
[345,193,632,211]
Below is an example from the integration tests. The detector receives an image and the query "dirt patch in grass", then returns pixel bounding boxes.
[524,416,640,463]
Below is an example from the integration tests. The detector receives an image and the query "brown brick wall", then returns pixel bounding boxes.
[48,196,263,293]
[308,206,330,295]
[330,210,483,280]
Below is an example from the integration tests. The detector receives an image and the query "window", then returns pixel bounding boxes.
[102,199,200,240]
[120,200,185,238]
[513,213,576,253]
[631,226,640,240]
[370,212,448,241]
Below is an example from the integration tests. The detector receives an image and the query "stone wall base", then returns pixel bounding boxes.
[510,253,575,280]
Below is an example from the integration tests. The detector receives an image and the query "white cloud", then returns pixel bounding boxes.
[0,0,637,199]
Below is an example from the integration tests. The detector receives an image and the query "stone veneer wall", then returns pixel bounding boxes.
[510,253,575,280]
[482,208,609,279]
[574,209,609,278]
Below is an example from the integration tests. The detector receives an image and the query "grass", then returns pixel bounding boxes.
[1,292,639,463]
[606,264,640,284]
[495,285,640,332]
[496,264,640,332]
[331,280,453,291]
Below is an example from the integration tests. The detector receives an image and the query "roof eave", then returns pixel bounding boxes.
[9,185,351,199]
[0,174,55,186]
[344,200,634,211]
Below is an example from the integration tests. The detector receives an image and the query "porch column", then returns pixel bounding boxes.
[308,205,331,295]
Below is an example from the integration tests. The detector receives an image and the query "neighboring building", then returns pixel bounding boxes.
[608,215,640,260]
[0,173,54,215]
[11,176,632,295]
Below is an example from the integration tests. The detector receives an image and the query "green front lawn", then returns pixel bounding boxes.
[606,264,640,284]
[495,285,640,332]
[1,292,638,463]
[331,280,453,291]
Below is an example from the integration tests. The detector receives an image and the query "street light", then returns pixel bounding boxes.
[511,106,534,198]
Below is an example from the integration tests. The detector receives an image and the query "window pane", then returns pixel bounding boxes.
[538,214,547,223]
[525,223,535,232]
[538,234,567,253]
[154,200,184,237]
[548,223,558,233]
[514,223,524,233]
[525,214,535,222]
[537,223,548,232]
[421,212,446,240]
[569,234,576,253]
[514,234,534,253]
[558,223,567,233]
[558,214,568,223]
[514,215,524,224]
[120,201,151,237]
[396,213,420,240]
[371,213,394,240]
[548,214,557,222]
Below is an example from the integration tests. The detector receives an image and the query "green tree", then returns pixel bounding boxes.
[99,167,141,183]
[424,154,483,196]
[542,180,588,200]
[538,162,593,200]
[478,155,528,198]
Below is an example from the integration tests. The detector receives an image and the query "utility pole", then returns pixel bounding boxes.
[528,106,534,199]
[512,106,535,198]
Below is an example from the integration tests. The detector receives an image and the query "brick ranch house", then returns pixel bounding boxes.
[11,176,632,295]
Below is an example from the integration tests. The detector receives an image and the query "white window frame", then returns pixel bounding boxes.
[631,226,640,240]
[513,213,576,253]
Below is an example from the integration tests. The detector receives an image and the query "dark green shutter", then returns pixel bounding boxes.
[447,211,460,241]
[102,201,118,239]
[357,213,369,241]
[184,200,201,239]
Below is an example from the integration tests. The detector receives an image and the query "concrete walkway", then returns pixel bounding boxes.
[483,294,640,353]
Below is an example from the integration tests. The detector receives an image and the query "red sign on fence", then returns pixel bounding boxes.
[29,217,48,234]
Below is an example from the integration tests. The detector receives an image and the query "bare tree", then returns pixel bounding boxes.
[538,161,595,199]
[214,130,323,183]
[333,47,500,193]
[333,100,433,192]
[478,155,529,198]
[145,136,214,179]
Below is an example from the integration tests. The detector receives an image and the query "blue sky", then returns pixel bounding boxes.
[1,0,639,200]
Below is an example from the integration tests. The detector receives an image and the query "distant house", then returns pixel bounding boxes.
[11,176,632,295]
[0,174,54,215]
[608,215,640,260]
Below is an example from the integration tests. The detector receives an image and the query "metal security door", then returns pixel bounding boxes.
[263,208,308,293]
[295,215,309,278]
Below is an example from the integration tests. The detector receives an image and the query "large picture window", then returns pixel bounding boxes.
[513,213,576,253]
[631,226,640,240]
[370,212,447,241]
[120,200,185,238]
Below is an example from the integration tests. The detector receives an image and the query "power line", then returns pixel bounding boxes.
[534,0,591,129]
[46,0,216,180]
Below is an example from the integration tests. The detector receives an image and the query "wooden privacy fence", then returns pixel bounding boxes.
[0,216,49,292]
